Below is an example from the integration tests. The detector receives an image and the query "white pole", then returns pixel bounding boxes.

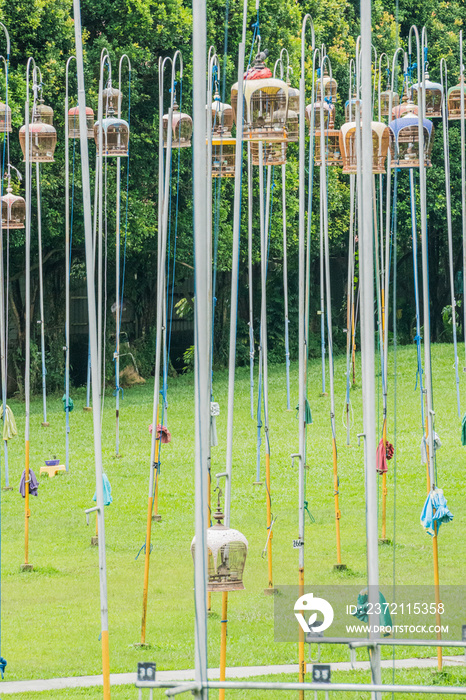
[460,31,466,373]
[36,161,48,427]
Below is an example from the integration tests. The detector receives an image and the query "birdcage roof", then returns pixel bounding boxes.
[389,116,433,139]
[68,106,94,116]
[447,82,466,97]
[191,526,248,571]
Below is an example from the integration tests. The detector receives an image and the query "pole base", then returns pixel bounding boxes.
[378,538,391,545]
[114,453,123,459]
[133,642,152,649]
[333,564,347,571]
[253,481,263,487]
[264,587,277,596]
[83,406,93,412]
[21,564,33,572]
[152,514,162,522]
[91,536,99,546]
[2,486,13,491]
[320,392,328,397]
[41,422,50,428]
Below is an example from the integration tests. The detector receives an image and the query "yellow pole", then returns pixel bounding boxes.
[140,494,153,645]
[153,437,161,521]
[298,567,305,700]
[24,440,30,567]
[382,419,387,541]
[219,591,228,700]
[265,452,274,592]
[207,470,211,613]
[332,437,343,566]
[101,628,111,700]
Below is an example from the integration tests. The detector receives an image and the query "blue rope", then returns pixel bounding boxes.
[409,169,425,426]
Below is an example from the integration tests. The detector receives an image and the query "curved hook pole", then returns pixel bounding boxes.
[0,23,9,58]
[118,54,132,120]
[301,14,315,77]
[209,51,221,92]
[170,50,183,109]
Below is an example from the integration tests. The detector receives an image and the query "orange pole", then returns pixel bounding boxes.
[298,567,305,700]
[140,495,153,645]
[101,629,111,700]
[332,437,342,565]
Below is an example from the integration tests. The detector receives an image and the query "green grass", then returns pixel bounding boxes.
[1,343,466,690]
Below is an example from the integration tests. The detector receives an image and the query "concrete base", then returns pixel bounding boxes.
[264,587,277,596]
[114,453,123,459]
[83,406,93,412]
[152,514,162,522]
[20,564,33,572]
[2,486,13,491]
[91,536,98,546]
[133,642,152,649]
[378,538,391,545]
[253,481,263,487]
[333,564,347,571]
[41,422,50,428]
[320,392,328,397]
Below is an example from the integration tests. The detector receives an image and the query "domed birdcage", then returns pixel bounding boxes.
[251,141,287,166]
[1,186,25,229]
[339,121,390,174]
[163,102,192,148]
[68,106,95,139]
[101,85,122,115]
[0,102,12,133]
[283,85,299,142]
[316,67,338,103]
[392,89,418,119]
[411,73,443,118]
[380,89,400,117]
[94,114,129,156]
[389,115,434,168]
[315,130,343,167]
[211,137,236,178]
[447,81,466,120]
[191,491,248,592]
[31,99,54,126]
[345,98,361,123]
[306,102,335,132]
[231,49,289,142]
[212,93,234,137]
[19,120,57,163]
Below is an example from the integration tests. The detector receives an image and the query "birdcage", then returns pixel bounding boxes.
[1,187,25,229]
[316,68,338,103]
[163,103,192,148]
[101,86,122,114]
[380,89,400,117]
[212,137,236,178]
[392,94,418,119]
[447,81,466,120]
[411,74,443,118]
[345,98,361,123]
[250,141,287,166]
[19,121,57,162]
[68,106,95,139]
[339,121,390,174]
[212,95,234,137]
[315,131,343,167]
[305,102,335,132]
[31,100,54,126]
[389,116,434,168]
[94,116,129,156]
[284,86,299,142]
[191,496,248,592]
[0,102,12,133]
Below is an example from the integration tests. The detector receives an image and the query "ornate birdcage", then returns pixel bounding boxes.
[447,81,466,120]
[191,492,248,592]
[412,73,443,118]
[163,102,192,148]
[305,102,335,132]
[31,99,54,126]
[250,141,287,166]
[392,90,418,119]
[315,131,343,167]
[339,121,390,174]
[94,104,129,157]
[0,102,12,133]
[1,186,25,229]
[284,85,299,142]
[380,89,400,117]
[316,67,338,103]
[212,137,236,178]
[68,106,95,139]
[212,93,234,137]
[19,121,57,163]
[101,85,122,114]
[231,49,289,142]
[345,98,361,123]
[389,116,434,168]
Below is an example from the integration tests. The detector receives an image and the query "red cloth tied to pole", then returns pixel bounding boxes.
[244,66,272,80]
[376,439,394,474]
[148,424,172,444]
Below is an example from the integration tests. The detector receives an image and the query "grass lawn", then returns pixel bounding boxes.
[1,343,466,692]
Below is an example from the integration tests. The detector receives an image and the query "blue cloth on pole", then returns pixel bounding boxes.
[19,469,39,498]
[420,488,453,536]
[93,473,112,506]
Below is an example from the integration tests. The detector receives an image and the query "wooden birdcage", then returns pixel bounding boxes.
[212,95,234,137]
[31,100,54,126]
[380,90,400,117]
[94,116,129,156]
[68,106,95,139]
[0,102,12,133]
[101,86,122,114]
[315,130,343,167]
[389,116,434,168]
[19,121,57,163]
[211,138,236,178]
[412,74,443,118]
[345,98,361,123]
[339,121,390,174]
[250,141,287,166]
[163,103,192,148]
[305,102,335,132]
[316,68,338,103]
[447,81,466,120]
[1,187,25,229]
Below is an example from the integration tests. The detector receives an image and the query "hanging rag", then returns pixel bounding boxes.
[376,439,394,473]
[19,469,39,498]
[148,424,171,444]
[62,394,74,413]
[353,589,393,635]
[0,404,17,441]
[295,400,313,425]
[420,432,441,465]
[461,413,466,446]
[93,473,112,506]
[420,487,453,536]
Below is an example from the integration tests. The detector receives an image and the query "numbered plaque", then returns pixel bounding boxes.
[312,664,331,683]
[137,662,156,682]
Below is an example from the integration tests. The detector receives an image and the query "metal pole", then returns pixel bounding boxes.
[281,162,291,410]
[72,2,111,696]
[345,174,355,445]
[36,161,48,427]
[359,1,382,689]
[460,31,466,370]
[192,0,209,692]
[247,143,254,421]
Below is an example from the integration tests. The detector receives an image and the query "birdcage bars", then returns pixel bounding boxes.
[412,73,443,118]
[339,121,390,174]
[211,137,236,178]
[314,130,343,167]
[68,106,95,139]
[250,141,287,165]
[389,116,434,168]
[1,186,25,229]
[447,80,466,120]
